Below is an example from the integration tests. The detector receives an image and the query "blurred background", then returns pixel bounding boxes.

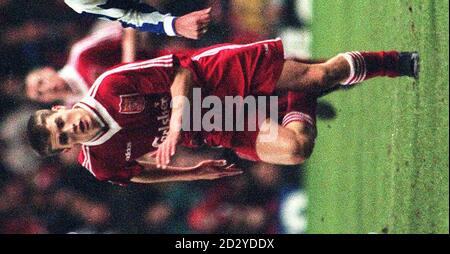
[0,0,314,234]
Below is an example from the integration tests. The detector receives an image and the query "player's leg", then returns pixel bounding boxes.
[276,51,419,94]
[287,57,326,64]
[254,118,315,165]
[255,91,318,165]
[287,57,353,97]
[276,55,349,94]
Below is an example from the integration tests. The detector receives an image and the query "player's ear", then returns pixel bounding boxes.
[51,105,66,111]
[62,148,71,154]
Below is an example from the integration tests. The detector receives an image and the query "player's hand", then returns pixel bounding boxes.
[155,130,181,169]
[174,7,211,39]
[191,163,243,181]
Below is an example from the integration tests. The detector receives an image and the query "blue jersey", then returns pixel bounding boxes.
[65,0,177,36]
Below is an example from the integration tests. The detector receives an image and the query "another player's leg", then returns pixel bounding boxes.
[276,51,419,94]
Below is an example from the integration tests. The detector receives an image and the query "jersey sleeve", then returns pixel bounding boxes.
[92,57,175,98]
[68,23,123,65]
[68,24,123,85]
[64,0,177,36]
[78,145,143,185]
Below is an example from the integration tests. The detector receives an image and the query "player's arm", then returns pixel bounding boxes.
[155,67,194,168]
[131,146,242,183]
[130,164,242,184]
[121,28,136,63]
[141,145,229,170]
[64,0,211,39]
[65,0,176,35]
[69,22,123,64]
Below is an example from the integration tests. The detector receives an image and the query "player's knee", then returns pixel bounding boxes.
[299,133,315,160]
[285,144,305,165]
[285,133,315,165]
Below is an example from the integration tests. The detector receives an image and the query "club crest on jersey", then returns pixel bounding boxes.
[119,94,145,114]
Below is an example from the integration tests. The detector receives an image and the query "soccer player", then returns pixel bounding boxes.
[24,22,172,106]
[25,21,198,106]
[27,38,419,184]
[64,0,211,40]
[25,23,125,105]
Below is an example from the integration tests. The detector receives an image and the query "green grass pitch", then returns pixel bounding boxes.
[306,0,449,233]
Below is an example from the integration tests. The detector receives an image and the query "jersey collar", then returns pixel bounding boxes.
[74,96,122,146]
[59,65,90,96]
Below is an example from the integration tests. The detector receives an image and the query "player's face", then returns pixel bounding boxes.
[44,106,102,150]
[26,67,72,103]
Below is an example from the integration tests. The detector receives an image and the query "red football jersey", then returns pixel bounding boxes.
[76,39,316,183]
